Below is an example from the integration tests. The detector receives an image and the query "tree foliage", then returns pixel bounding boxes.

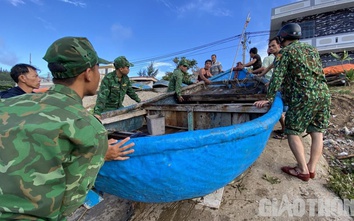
[0,68,15,91]
[162,57,198,82]
[137,61,159,78]
[331,51,354,83]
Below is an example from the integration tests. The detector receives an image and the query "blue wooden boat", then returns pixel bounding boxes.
[94,69,283,203]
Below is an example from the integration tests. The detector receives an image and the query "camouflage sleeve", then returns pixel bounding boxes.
[182,77,194,85]
[175,71,183,97]
[94,76,110,115]
[0,87,108,220]
[267,52,287,103]
[126,80,141,103]
[60,117,108,216]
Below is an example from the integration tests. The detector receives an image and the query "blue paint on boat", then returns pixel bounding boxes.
[94,93,283,203]
[153,80,188,88]
[132,82,152,90]
[209,68,254,88]
[208,68,248,81]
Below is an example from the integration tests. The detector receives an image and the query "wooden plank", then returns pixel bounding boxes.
[102,109,147,124]
[194,112,212,129]
[187,111,194,131]
[145,103,268,114]
[165,125,188,130]
[194,112,232,130]
[232,113,250,124]
[337,154,354,160]
[183,93,266,102]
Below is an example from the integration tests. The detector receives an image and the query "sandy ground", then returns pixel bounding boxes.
[68,91,353,221]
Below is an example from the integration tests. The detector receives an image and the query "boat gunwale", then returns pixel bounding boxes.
[102,93,283,158]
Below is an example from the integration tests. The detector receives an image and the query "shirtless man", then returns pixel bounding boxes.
[197,59,213,84]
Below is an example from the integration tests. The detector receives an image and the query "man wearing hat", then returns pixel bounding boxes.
[0,37,135,220]
[254,23,330,182]
[167,60,194,102]
[94,56,140,119]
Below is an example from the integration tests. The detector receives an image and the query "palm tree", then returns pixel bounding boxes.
[137,62,159,78]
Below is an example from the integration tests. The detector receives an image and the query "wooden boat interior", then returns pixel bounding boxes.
[103,80,269,140]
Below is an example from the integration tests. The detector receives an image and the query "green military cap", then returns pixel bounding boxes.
[179,60,189,68]
[43,36,109,79]
[114,56,134,69]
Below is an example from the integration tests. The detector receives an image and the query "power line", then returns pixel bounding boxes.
[130,30,271,66]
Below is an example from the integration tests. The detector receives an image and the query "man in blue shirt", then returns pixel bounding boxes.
[0,63,41,98]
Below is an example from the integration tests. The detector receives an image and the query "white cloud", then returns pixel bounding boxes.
[155,71,166,80]
[153,61,174,69]
[7,0,25,6]
[36,17,56,31]
[7,0,43,6]
[111,23,133,40]
[158,0,231,17]
[30,0,43,5]
[59,0,86,8]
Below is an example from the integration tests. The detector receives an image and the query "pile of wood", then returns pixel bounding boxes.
[323,64,354,86]
[325,73,347,86]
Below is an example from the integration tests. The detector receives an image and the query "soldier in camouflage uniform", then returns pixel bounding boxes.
[0,37,134,220]
[254,23,330,182]
[167,60,194,102]
[93,56,140,119]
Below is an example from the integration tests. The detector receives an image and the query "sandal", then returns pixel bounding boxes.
[273,129,284,134]
[310,172,315,179]
[273,133,287,139]
[281,166,310,181]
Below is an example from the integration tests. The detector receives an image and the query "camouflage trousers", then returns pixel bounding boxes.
[284,95,331,135]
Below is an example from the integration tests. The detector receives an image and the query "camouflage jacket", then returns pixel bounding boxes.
[0,84,108,220]
[267,40,329,105]
[167,68,193,97]
[94,71,140,115]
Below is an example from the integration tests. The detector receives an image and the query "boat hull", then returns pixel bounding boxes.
[95,94,283,203]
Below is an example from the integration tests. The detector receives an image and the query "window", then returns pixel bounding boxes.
[300,21,315,39]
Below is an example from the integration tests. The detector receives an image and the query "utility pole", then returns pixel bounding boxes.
[229,13,251,80]
[242,32,248,64]
[29,53,32,65]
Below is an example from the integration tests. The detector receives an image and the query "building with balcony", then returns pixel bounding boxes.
[270,0,354,67]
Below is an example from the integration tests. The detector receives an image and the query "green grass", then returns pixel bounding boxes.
[327,156,354,200]
[329,85,354,96]
[327,166,354,200]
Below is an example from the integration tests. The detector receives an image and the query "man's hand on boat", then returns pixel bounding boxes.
[95,114,102,121]
[253,100,270,108]
[104,137,135,161]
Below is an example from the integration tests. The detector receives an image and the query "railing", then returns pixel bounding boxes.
[272,0,353,18]
[301,32,354,52]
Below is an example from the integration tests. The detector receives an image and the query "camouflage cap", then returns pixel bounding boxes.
[114,56,134,69]
[43,37,110,79]
[179,60,189,68]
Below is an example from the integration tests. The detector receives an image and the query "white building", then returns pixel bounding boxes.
[270,0,354,67]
